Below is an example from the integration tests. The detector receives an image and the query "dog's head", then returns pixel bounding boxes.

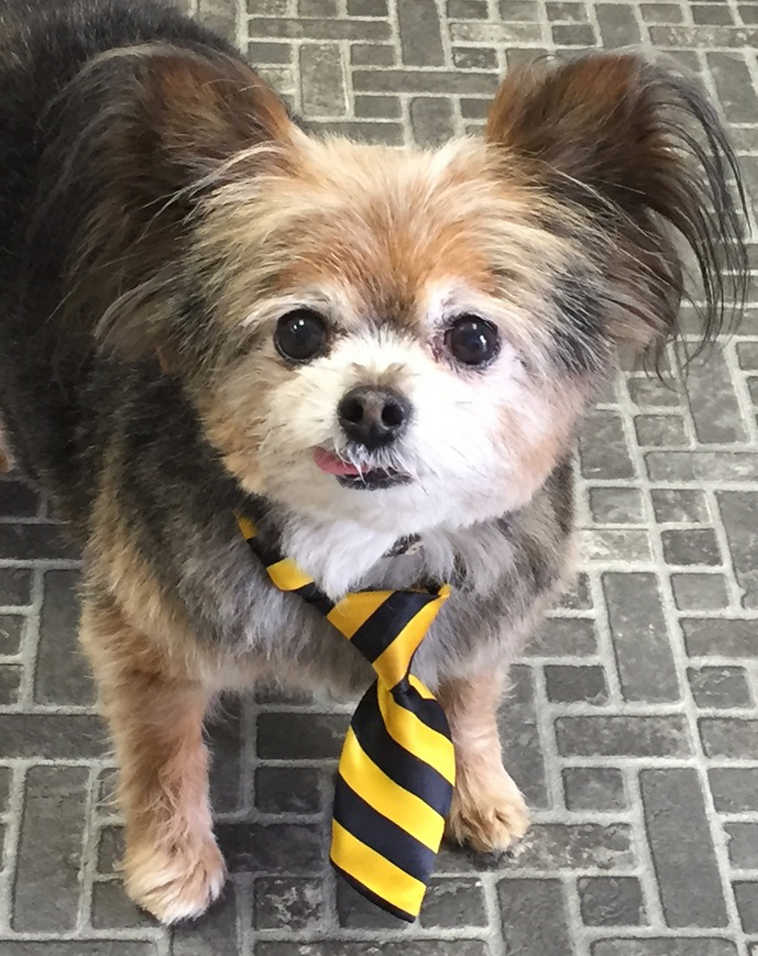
[69,48,747,535]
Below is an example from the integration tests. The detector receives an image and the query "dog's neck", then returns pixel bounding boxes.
[243,494,513,602]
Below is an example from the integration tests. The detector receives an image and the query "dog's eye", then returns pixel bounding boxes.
[445,315,500,366]
[274,309,327,362]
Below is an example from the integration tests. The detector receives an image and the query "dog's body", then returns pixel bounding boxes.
[0,0,747,924]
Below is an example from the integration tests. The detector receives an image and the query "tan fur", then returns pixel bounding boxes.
[440,670,529,852]
[79,594,226,923]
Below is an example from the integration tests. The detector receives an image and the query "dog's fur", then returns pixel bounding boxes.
[0,0,747,924]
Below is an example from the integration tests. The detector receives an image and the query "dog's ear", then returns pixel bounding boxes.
[486,54,747,356]
[39,46,294,361]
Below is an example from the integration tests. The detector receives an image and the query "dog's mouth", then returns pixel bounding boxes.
[312,447,411,490]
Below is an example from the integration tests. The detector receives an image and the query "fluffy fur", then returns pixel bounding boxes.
[0,0,747,924]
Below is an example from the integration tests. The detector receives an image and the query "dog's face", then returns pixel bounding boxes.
[195,136,591,533]
[81,49,745,536]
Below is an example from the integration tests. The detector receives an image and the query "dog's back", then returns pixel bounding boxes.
[0,0,233,507]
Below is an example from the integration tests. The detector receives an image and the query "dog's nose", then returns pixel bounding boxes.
[337,386,410,450]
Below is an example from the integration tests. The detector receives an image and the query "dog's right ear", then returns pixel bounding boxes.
[37,45,295,360]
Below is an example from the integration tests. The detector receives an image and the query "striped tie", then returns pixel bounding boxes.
[238,515,454,922]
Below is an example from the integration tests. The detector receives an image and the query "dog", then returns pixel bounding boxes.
[0,0,747,925]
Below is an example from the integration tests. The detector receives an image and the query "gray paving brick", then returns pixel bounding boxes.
[734,882,758,932]
[255,766,323,813]
[350,43,395,65]
[627,377,683,408]
[96,826,123,874]
[448,0,489,15]
[563,768,627,811]
[352,69,498,95]
[558,572,593,610]
[688,666,752,709]
[453,46,498,69]
[257,712,349,759]
[172,889,238,956]
[91,880,154,928]
[546,1,589,18]
[0,522,79,560]
[661,528,721,566]
[500,0,540,19]
[544,664,609,703]
[254,877,323,929]
[596,3,641,43]
[198,0,236,42]
[249,41,293,63]
[409,97,455,148]
[0,765,9,812]
[682,618,758,657]
[700,718,758,758]
[419,877,487,928]
[725,823,758,868]
[397,0,444,65]
[498,879,572,956]
[671,573,729,610]
[0,566,32,606]
[634,414,687,447]
[498,664,548,808]
[589,487,644,524]
[717,492,758,608]
[579,410,635,479]
[694,4,735,23]
[591,941,737,956]
[640,3,684,21]
[256,944,490,956]
[640,769,728,928]
[336,877,408,928]
[208,698,242,813]
[646,451,758,482]
[709,768,758,812]
[249,17,390,39]
[504,823,634,870]
[35,569,94,705]
[0,595,29,646]
[347,0,388,14]
[0,479,38,517]
[0,714,107,757]
[300,0,337,15]
[552,21,598,42]
[300,43,346,115]
[0,946,158,956]
[603,572,680,704]
[579,876,646,926]
[12,766,89,931]
[707,52,758,124]
[556,716,692,757]
[0,664,20,704]
[354,93,400,118]
[687,349,746,444]
[216,822,321,872]
[528,617,597,656]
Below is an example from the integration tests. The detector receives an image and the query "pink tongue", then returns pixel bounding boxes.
[313,447,362,476]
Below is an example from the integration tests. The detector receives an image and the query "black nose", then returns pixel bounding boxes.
[337,386,411,450]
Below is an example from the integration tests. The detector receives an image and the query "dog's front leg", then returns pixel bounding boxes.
[80,595,225,923]
[439,669,529,853]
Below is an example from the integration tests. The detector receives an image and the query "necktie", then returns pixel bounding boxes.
[238,514,455,922]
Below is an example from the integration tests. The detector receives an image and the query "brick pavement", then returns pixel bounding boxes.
[1,0,758,952]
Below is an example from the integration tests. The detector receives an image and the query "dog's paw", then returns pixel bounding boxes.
[123,834,227,924]
[446,760,529,853]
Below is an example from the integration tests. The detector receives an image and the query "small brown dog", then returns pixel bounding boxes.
[0,0,747,925]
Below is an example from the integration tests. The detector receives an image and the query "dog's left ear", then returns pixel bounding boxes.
[486,54,748,354]
[39,46,296,361]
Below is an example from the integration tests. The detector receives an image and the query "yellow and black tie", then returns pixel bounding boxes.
[238,515,454,922]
